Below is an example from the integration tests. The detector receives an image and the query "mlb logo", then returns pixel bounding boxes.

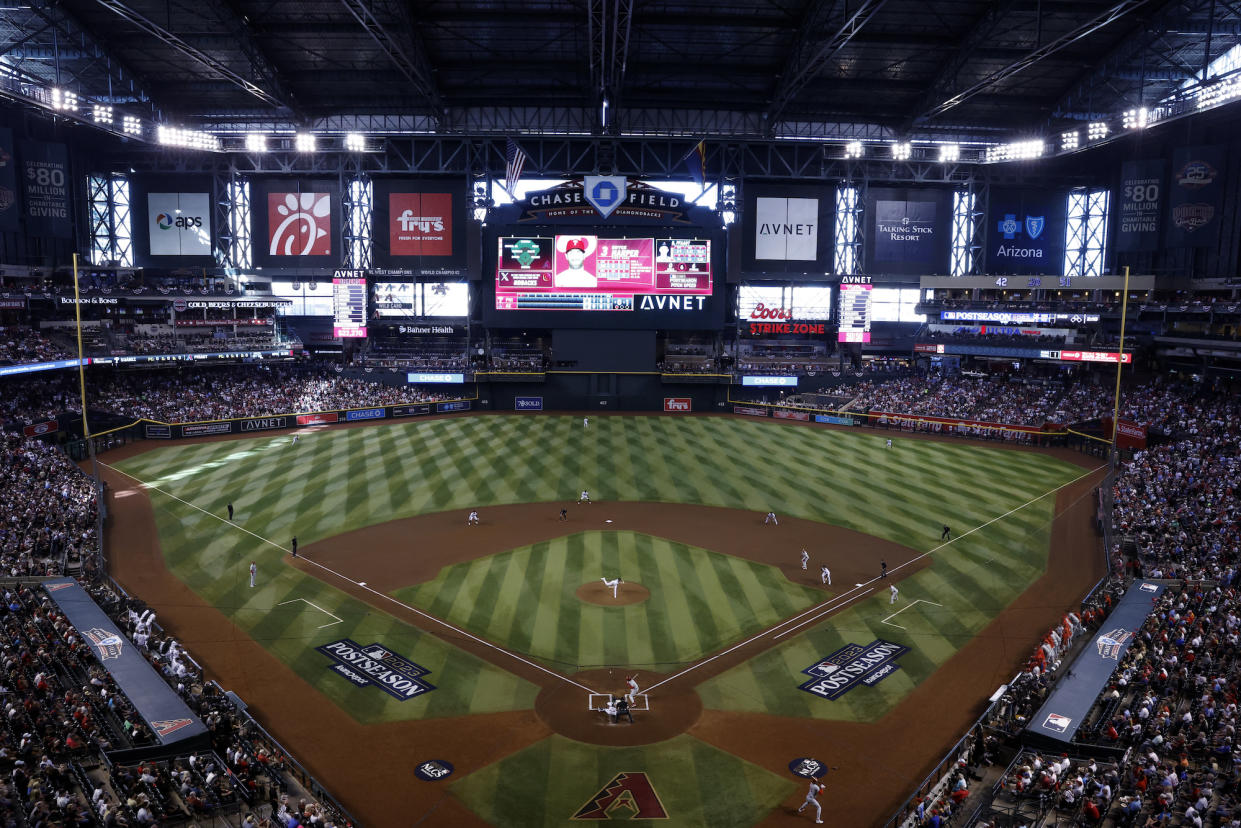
[808,662,838,678]
[1043,713,1071,733]
[1139,583,1158,592]
[363,646,390,660]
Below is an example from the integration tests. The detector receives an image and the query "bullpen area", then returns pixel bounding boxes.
[98,414,1105,827]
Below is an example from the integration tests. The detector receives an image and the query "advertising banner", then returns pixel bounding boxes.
[0,128,18,231]
[391,404,432,417]
[740,183,833,275]
[181,422,233,437]
[986,189,1066,275]
[372,180,467,277]
[148,193,212,256]
[144,424,172,439]
[1167,145,1225,248]
[345,408,386,422]
[515,396,543,411]
[22,419,57,437]
[1102,417,1148,449]
[773,409,810,421]
[238,416,287,432]
[250,180,340,269]
[734,405,768,417]
[296,412,340,425]
[1115,160,1163,252]
[438,401,471,412]
[19,141,71,238]
[663,397,692,412]
[866,188,950,275]
[814,414,856,426]
[872,411,1044,436]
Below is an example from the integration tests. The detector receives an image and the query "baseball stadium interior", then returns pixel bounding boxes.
[3,0,1241,825]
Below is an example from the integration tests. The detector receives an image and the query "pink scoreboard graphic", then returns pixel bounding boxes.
[496,235,711,311]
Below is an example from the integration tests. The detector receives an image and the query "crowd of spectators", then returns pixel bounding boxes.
[120,331,280,356]
[0,433,97,577]
[0,326,73,365]
[916,329,1068,347]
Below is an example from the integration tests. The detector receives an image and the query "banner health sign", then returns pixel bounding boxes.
[1115,159,1164,253]
[316,638,436,701]
[798,639,909,700]
[867,188,950,275]
[987,189,1066,275]
[1168,145,1225,248]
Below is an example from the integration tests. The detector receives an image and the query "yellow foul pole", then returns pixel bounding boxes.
[1109,265,1131,446]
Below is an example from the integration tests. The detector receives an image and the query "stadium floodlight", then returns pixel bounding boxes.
[891,141,912,161]
[938,143,959,163]
[985,139,1045,163]
[1060,130,1079,151]
[92,104,113,125]
[1087,121,1109,141]
[295,133,316,152]
[1197,76,1241,109]
[245,133,268,153]
[844,140,864,159]
[344,132,366,152]
[157,125,221,152]
[122,115,142,137]
[51,88,78,111]
[1122,107,1149,129]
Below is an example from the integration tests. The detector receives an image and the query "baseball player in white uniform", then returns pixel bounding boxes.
[249,561,257,588]
[467,510,480,526]
[601,577,622,598]
[796,779,824,823]
[583,417,589,428]
[800,549,810,570]
[890,584,899,604]
[580,490,591,504]
[821,566,831,585]
[764,511,778,525]
[626,675,640,704]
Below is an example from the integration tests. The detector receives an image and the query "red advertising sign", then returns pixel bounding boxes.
[389,193,452,256]
[1103,417,1148,449]
[734,405,768,417]
[872,411,1044,435]
[296,412,340,425]
[746,321,828,336]
[773,409,810,421]
[664,397,692,412]
[268,192,331,256]
[1059,350,1132,364]
[23,420,57,437]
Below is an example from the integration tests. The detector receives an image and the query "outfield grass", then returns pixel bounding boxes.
[450,733,796,828]
[113,415,1088,724]
[395,530,826,671]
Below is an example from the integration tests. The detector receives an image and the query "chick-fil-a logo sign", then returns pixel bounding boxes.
[268,192,332,256]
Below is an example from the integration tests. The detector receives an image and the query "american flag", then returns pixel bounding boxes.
[504,139,528,199]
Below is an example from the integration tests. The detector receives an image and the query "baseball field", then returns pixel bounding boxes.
[98,413,1106,827]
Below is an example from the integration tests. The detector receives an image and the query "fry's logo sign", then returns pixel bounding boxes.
[390,193,452,256]
[663,397,691,412]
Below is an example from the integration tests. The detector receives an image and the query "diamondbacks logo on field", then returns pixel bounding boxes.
[798,639,909,700]
[1095,628,1133,660]
[316,639,436,701]
[152,718,195,737]
[571,773,669,820]
[84,627,124,661]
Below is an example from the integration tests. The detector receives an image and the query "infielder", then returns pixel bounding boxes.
[626,675,640,704]
[890,584,899,604]
[580,490,591,504]
[800,549,810,570]
[764,511,778,525]
[468,510,480,526]
[796,779,824,823]
[821,566,831,585]
[601,577,623,598]
[249,561,257,588]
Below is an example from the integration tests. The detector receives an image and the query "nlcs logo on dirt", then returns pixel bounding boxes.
[315,639,437,701]
[798,639,909,700]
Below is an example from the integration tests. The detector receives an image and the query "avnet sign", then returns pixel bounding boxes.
[239,416,286,432]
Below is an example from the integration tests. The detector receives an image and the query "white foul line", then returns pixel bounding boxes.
[101,461,593,694]
[278,598,343,628]
[647,462,1106,690]
[881,599,944,630]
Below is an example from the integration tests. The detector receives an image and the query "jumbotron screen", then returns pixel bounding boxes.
[496,235,712,311]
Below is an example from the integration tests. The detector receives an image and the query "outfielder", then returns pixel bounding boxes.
[583,417,589,428]
[249,561,257,588]
[796,779,824,823]
[890,584,899,604]
[800,549,809,570]
[601,577,622,598]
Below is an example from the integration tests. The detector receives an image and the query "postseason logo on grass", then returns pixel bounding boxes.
[798,639,909,700]
[316,639,437,701]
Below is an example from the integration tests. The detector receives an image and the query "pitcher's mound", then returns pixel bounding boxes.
[576,581,650,606]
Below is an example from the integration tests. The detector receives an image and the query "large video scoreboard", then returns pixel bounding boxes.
[496,235,712,312]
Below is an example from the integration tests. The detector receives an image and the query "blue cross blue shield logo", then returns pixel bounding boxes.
[583,175,627,219]
[1025,215,1045,240]
[997,214,1020,239]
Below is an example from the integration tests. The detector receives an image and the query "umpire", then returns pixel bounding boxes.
[615,697,634,723]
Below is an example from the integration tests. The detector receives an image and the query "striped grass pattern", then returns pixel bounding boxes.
[450,734,795,828]
[395,531,827,670]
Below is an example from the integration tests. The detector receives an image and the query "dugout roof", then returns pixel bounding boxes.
[3,0,1241,143]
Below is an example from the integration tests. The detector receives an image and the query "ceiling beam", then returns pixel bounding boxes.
[588,0,635,129]
[913,0,1155,124]
[90,0,294,113]
[767,0,891,125]
[337,0,443,119]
